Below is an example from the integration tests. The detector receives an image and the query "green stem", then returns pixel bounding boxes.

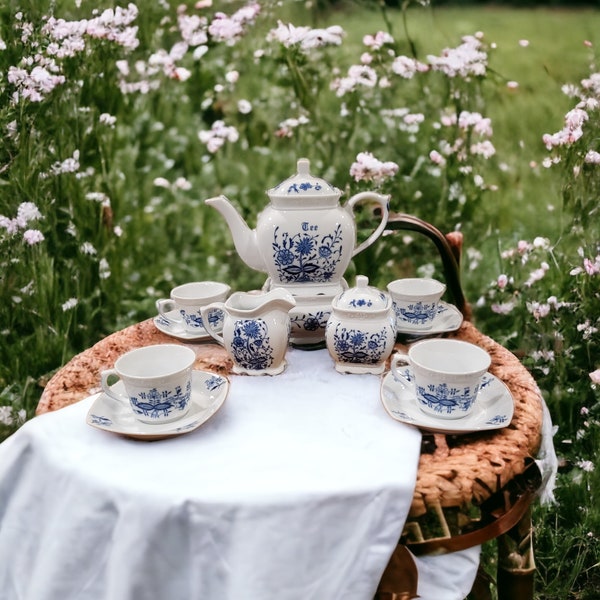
[400,1,418,59]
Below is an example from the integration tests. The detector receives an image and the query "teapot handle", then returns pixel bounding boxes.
[346,191,390,257]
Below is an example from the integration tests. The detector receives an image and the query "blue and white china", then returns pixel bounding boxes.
[259,277,349,347]
[380,367,513,434]
[100,344,197,425]
[205,158,389,345]
[391,338,491,419]
[154,310,220,342]
[201,288,296,376]
[395,301,463,336]
[387,277,446,332]
[156,281,230,334]
[88,370,228,440]
[325,275,396,374]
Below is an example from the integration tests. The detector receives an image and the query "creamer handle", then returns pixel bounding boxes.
[200,303,226,345]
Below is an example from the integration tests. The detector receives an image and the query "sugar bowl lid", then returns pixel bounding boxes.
[332,275,391,312]
[267,158,341,206]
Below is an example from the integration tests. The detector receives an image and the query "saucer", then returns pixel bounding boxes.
[86,370,229,441]
[154,310,221,342]
[395,301,463,336]
[380,367,514,434]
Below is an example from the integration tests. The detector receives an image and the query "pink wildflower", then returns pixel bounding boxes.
[275,115,309,138]
[209,13,243,43]
[584,257,600,275]
[16,202,42,226]
[427,34,487,78]
[429,150,446,166]
[23,229,45,245]
[349,152,398,185]
[331,64,377,96]
[470,140,496,158]
[267,21,344,51]
[590,369,600,385]
[497,274,508,289]
[491,302,515,315]
[178,14,208,47]
[363,31,394,50]
[198,120,239,152]
[391,55,428,79]
[584,150,600,164]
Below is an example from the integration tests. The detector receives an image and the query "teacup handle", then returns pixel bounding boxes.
[390,352,410,379]
[155,298,183,326]
[347,191,390,257]
[100,369,128,405]
[199,302,225,345]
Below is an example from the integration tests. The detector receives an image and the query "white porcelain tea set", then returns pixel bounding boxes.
[94,158,512,438]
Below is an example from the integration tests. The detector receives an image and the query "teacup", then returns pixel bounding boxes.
[391,338,491,419]
[100,344,196,424]
[156,281,231,333]
[387,278,446,331]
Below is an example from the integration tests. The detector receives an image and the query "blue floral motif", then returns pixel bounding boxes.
[130,380,192,419]
[286,181,323,194]
[272,224,343,283]
[486,414,509,425]
[394,301,438,326]
[231,318,274,371]
[90,414,113,426]
[290,310,330,334]
[391,409,415,422]
[415,381,479,415]
[180,308,224,330]
[331,322,392,365]
[348,297,373,308]
[205,374,226,391]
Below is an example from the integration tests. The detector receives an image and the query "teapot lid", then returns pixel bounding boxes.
[333,275,390,311]
[267,158,341,206]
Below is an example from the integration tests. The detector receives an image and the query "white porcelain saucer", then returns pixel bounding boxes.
[86,371,229,441]
[153,310,221,342]
[380,367,514,434]
[395,301,463,336]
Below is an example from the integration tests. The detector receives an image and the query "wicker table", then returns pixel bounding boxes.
[37,313,545,600]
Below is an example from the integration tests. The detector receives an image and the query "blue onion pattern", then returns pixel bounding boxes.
[290,309,330,334]
[415,381,480,415]
[231,318,274,371]
[130,380,192,420]
[272,224,343,283]
[205,374,226,391]
[394,301,438,326]
[331,322,393,365]
[180,308,224,330]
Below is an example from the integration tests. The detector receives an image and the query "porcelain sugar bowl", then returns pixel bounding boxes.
[325,275,396,374]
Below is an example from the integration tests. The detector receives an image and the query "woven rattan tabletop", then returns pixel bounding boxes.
[37,317,543,550]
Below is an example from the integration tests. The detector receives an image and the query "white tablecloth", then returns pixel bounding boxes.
[0,348,480,600]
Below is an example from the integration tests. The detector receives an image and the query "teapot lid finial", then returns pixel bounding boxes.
[297,158,310,176]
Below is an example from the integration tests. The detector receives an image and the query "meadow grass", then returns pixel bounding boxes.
[1,2,599,597]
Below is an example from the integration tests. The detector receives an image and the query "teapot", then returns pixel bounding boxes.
[205,158,390,297]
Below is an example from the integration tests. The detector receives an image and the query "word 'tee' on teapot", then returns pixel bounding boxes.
[205,158,390,295]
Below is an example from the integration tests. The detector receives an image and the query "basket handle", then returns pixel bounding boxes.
[384,212,470,320]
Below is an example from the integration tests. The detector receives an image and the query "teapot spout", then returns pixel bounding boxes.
[205,195,266,273]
